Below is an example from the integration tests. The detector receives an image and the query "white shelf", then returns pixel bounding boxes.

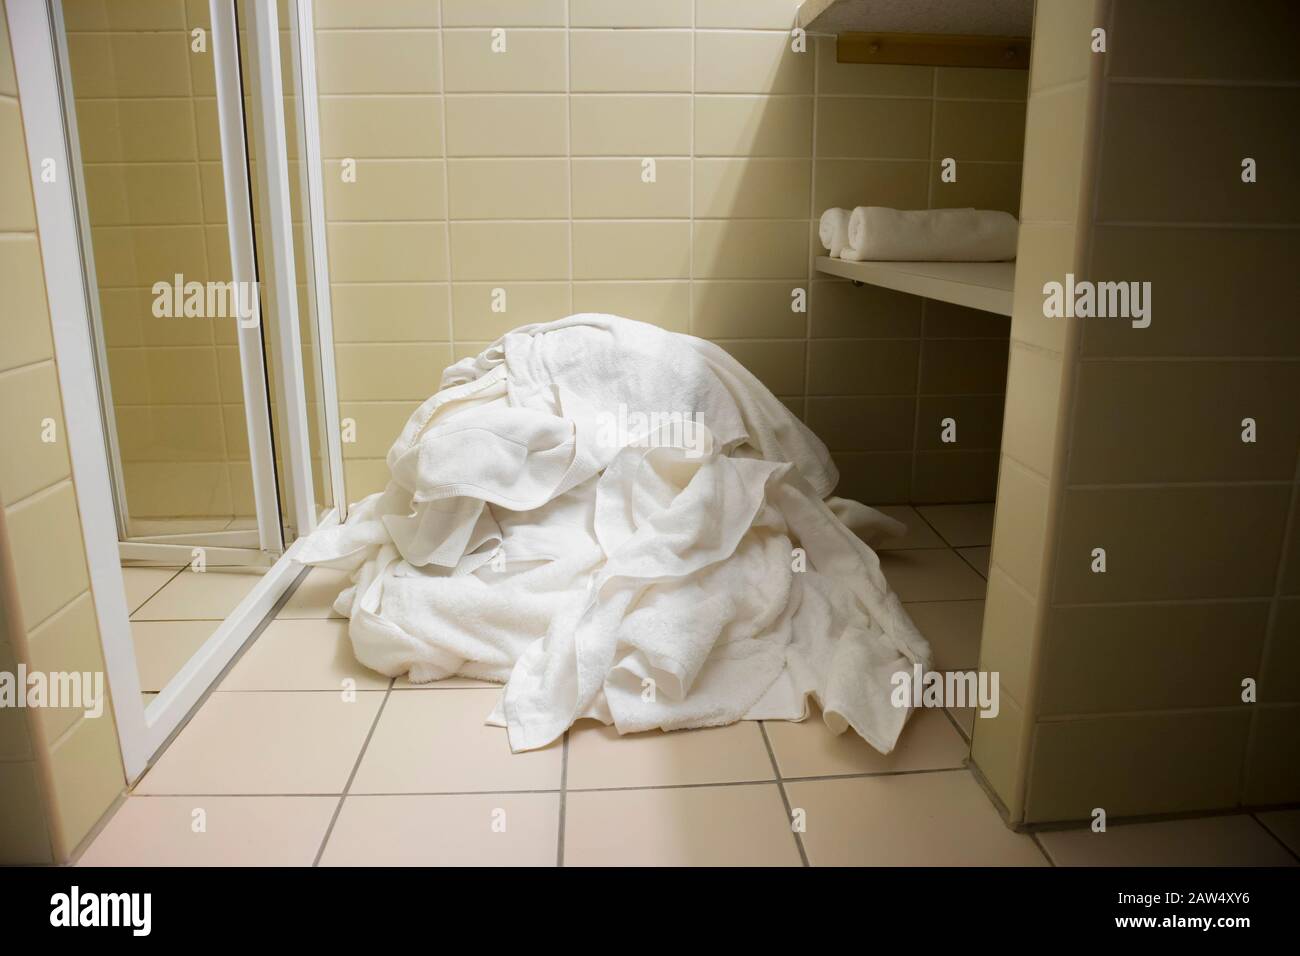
[815,256,1014,316]
[797,0,1033,36]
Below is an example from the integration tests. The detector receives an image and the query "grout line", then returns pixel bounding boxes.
[1029,832,1056,866]
[311,675,395,867]
[758,721,810,866]
[556,730,569,867]
[435,3,456,357]
[1251,812,1300,864]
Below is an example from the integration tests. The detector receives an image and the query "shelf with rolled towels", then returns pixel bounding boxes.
[817,206,1018,316]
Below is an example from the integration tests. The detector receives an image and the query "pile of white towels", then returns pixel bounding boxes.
[820,205,1018,262]
[296,314,931,754]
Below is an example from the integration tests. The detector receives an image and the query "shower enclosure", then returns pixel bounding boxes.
[9,0,343,777]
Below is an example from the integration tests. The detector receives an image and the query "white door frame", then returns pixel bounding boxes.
[6,0,345,782]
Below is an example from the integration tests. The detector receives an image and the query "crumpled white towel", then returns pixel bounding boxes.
[295,314,930,754]
[840,206,1019,262]
[818,207,852,257]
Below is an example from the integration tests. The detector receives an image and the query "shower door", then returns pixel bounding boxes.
[54,0,301,567]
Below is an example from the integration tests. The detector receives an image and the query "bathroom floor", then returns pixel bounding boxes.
[82,504,1300,867]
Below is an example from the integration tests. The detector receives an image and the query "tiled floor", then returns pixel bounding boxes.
[80,504,1300,867]
[122,563,267,697]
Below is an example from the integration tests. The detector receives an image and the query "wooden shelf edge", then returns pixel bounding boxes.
[815,256,1015,316]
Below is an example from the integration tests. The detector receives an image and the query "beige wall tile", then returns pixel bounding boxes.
[933,99,1026,163]
[572,281,690,333]
[976,568,1035,704]
[573,221,689,280]
[1244,706,1300,805]
[572,158,691,218]
[693,219,807,280]
[5,482,90,628]
[691,280,805,338]
[1029,0,1099,93]
[330,283,451,342]
[816,98,931,159]
[693,158,809,219]
[319,96,443,157]
[1026,711,1250,822]
[75,99,199,163]
[1262,599,1300,703]
[0,761,53,864]
[570,95,691,156]
[920,337,1009,395]
[447,158,568,219]
[1069,361,1300,484]
[343,458,390,499]
[65,32,190,97]
[988,459,1049,597]
[442,29,566,92]
[805,396,914,452]
[449,221,569,281]
[48,710,124,850]
[911,450,999,503]
[1109,0,1300,83]
[314,0,440,28]
[969,687,1026,818]
[337,401,419,458]
[452,282,571,339]
[444,94,567,156]
[924,301,1011,339]
[915,395,1004,450]
[1018,83,1087,223]
[323,159,445,220]
[810,280,921,338]
[335,342,454,402]
[832,451,913,504]
[928,161,1022,216]
[0,4,16,96]
[696,31,811,94]
[696,0,800,29]
[1083,227,1300,358]
[440,0,566,27]
[806,339,918,396]
[0,363,70,506]
[1097,85,1300,223]
[1040,601,1271,715]
[571,29,692,93]
[813,159,928,212]
[0,236,54,372]
[1009,223,1077,353]
[315,30,441,93]
[571,0,692,28]
[693,95,812,158]
[327,222,447,282]
[935,67,1027,101]
[0,100,36,232]
[1000,343,1063,476]
[715,340,804,396]
[1054,486,1291,603]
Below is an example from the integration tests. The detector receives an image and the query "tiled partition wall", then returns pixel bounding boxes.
[60,0,255,522]
[0,3,125,864]
[312,0,1026,505]
[972,0,1300,826]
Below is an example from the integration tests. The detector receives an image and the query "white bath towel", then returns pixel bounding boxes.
[818,207,852,257]
[842,206,1019,262]
[295,314,929,754]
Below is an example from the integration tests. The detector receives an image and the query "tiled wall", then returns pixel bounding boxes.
[0,2,125,864]
[311,0,1026,505]
[972,0,1300,825]
[61,0,254,522]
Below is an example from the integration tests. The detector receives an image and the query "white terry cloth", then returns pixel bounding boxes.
[818,207,852,257]
[295,314,930,753]
[841,206,1019,262]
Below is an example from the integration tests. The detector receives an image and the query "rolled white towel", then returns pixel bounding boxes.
[818,207,852,257]
[842,206,1019,262]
